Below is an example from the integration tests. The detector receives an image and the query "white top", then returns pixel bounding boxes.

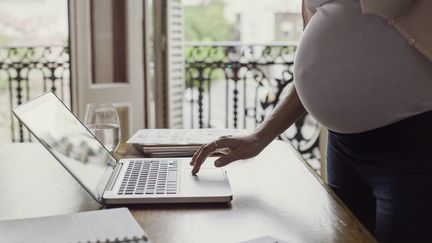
[294,0,432,133]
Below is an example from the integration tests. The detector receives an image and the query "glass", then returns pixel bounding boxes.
[84,103,121,153]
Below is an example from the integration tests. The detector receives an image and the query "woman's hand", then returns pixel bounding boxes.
[189,86,307,175]
[189,133,271,175]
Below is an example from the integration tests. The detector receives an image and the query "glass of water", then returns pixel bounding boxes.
[84,103,121,153]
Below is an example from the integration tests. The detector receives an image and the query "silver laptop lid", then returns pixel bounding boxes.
[13,92,116,203]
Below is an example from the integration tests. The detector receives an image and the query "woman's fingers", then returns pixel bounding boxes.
[191,142,220,175]
[190,134,265,175]
[190,137,235,175]
[190,144,204,165]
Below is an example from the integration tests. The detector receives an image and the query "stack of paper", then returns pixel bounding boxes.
[127,129,249,157]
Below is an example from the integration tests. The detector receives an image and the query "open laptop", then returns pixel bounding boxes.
[13,92,232,204]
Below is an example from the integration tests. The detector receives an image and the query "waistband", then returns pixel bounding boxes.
[329,110,432,152]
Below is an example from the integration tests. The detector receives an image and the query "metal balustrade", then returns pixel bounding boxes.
[1,43,321,170]
[0,45,71,142]
[184,42,321,170]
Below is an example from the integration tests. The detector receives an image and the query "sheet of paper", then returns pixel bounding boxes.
[127,128,249,145]
[239,235,289,243]
[0,208,149,243]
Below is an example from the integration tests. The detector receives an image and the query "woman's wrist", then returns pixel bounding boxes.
[253,127,278,146]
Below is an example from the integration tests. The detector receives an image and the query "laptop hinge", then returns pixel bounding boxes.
[105,162,123,192]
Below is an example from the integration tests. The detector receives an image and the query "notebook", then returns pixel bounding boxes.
[0,208,150,243]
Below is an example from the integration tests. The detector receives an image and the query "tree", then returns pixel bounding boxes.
[184,0,237,42]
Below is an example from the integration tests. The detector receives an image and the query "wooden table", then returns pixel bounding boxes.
[0,141,376,243]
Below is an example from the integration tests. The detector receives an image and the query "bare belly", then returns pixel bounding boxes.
[294,0,432,133]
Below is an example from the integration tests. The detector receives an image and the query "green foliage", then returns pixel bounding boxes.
[184,0,236,88]
[185,65,226,89]
[184,0,236,42]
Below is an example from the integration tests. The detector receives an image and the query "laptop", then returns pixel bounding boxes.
[13,92,232,204]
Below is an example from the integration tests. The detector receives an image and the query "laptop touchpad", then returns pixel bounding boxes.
[181,168,230,196]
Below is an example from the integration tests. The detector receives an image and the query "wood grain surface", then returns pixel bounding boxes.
[0,141,376,243]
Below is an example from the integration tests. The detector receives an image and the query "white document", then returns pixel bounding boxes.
[127,128,249,145]
[0,208,150,243]
[239,235,289,243]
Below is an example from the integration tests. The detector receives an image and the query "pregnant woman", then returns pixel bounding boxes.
[190,0,432,242]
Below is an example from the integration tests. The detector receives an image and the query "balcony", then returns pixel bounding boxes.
[184,42,321,170]
[1,43,322,172]
[0,45,70,143]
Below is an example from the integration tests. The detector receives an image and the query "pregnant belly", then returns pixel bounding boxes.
[294,0,432,133]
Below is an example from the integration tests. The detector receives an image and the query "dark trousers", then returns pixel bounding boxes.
[327,111,432,243]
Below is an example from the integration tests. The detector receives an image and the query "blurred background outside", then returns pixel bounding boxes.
[0,0,303,142]
[0,0,321,172]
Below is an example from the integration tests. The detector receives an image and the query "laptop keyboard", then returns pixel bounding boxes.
[118,160,178,195]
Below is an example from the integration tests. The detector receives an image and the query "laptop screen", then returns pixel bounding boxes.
[13,92,116,203]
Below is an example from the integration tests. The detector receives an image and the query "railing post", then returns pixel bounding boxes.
[15,65,25,142]
[232,63,239,129]
[197,65,204,128]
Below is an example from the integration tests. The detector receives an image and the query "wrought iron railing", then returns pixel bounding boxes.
[184,42,321,170]
[0,45,71,142]
[0,43,321,170]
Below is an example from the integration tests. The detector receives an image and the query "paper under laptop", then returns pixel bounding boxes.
[13,92,232,205]
[127,128,249,145]
[127,128,249,157]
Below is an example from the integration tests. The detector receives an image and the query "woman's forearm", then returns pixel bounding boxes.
[254,86,307,143]
[252,0,310,145]
[252,0,310,144]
